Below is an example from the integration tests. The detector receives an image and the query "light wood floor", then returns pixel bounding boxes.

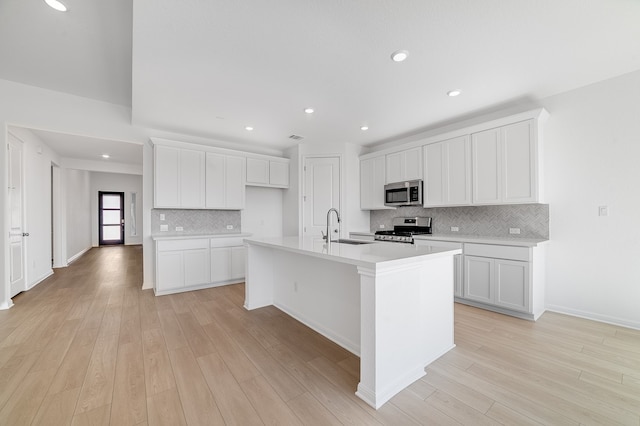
[1,246,639,425]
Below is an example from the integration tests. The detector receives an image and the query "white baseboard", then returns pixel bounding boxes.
[26,270,54,290]
[545,304,640,331]
[67,246,91,265]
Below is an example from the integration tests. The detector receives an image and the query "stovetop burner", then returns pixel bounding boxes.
[374,217,432,243]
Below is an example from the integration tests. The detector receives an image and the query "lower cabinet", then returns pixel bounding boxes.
[155,236,246,296]
[464,255,529,313]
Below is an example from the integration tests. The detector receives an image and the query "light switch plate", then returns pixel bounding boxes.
[451,226,459,232]
[509,228,521,235]
[598,206,609,216]
[159,214,165,221]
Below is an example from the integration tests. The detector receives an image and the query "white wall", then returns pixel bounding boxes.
[90,172,143,246]
[65,169,92,262]
[241,186,283,238]
[540,70,640,328]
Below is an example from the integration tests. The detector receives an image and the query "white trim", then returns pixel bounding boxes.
[26,269,54,290]
[545,304,640,331]
[67,246,91,265]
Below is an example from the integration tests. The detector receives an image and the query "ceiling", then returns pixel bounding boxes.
[1,0,640,152]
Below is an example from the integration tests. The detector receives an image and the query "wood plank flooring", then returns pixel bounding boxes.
[1,245,639,425]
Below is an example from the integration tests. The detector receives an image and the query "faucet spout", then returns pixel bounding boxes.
[325,208,341,245]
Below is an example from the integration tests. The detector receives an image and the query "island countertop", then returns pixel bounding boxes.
[244,236,461,269]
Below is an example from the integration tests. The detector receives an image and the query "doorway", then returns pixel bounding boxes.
[303,156,341,238]
[98,191,125,245]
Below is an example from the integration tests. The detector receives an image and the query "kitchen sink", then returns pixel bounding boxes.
[335,239,375,245]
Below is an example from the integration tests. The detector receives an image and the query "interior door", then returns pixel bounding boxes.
[303,156,340,238]
[99,192,125,245]
[8,135,25,297]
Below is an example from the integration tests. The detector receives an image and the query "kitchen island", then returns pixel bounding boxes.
[244,236,461,409]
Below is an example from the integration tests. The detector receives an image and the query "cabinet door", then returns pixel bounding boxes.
[472,128,501,204]
[464,255,494,304]
[501,120,536,203]
[360,156,387,210]
[180,149,205,208]
[226,155,245,209]
[157,251,183,291]
[269,161,289,187]
[454,254,463,297]
[184,248,210,286]
[246,158,269,184]
[446,136,471,205]
[385,152,403,184]
[205,152,226,209]
[424,143,445,206]
[154,145,180,208]
[495,259,529,312]
[230,246,246,280]
[211,247,231,282]
[404,147,423,181]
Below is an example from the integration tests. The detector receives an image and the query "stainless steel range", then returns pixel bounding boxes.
[374,217,432,244]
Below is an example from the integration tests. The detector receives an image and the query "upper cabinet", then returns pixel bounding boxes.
[153,138,290,210]
[205,153,245,210]
[246,157,290,188]
[360,155,390,210]
[385,147,422,184]
[472,119,538,205]
[423,135,471,207]
[154,145,205,208]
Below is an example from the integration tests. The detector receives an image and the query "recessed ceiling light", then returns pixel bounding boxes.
[44,0,68,12]
[447,90,462,97]
[101,154,110,159]
[360,126,369,131]
[245,126,254,131]
[390,50,409,62]
[304,107,314,114]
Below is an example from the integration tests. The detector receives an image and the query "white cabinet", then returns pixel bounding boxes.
[463,243,531,314]
[385,147,422,184]
[424,136,471,207]
[471,120,538,204]
[246,158,290,188]
[154,145,205,208]
[210,237,246,283]
[205,153,245,210]
[155,236,246,296]
[360,155,389,210]
[155,239,210,294]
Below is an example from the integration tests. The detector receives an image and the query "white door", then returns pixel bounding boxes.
[303,157,340,238]
[8,135,25,297]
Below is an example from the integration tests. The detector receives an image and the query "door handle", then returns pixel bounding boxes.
[22,232,29,237]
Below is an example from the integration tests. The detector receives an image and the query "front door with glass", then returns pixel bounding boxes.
[99,192,125,245]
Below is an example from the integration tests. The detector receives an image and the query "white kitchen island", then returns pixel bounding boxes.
[244,236,461,409]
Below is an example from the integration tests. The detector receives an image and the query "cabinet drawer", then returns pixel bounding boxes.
[210,237,244,248]
[464,243,530,261]
[157,239,209,251]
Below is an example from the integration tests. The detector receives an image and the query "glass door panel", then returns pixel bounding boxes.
[99,191,124,245]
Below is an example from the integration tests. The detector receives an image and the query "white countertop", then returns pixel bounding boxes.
[152,232,251,241]
[413,234,547,247]
[244,236,461,269]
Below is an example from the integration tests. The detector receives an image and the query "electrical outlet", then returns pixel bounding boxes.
[175,226,184,231]
[379,224,385,229]
[509,228,521,235]
[160,224,168,232]
[159,214,165,221]
[451,226,459,232]
[226,225,233,230]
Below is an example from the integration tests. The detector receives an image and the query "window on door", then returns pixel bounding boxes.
[99,192,125,245]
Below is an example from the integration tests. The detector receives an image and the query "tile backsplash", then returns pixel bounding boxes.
[151,209,241,236]
[371,204,549,239]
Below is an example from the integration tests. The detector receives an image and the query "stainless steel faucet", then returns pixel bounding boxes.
[322,208,341,246]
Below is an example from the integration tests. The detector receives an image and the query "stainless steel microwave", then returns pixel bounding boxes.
[384,180,423,207]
